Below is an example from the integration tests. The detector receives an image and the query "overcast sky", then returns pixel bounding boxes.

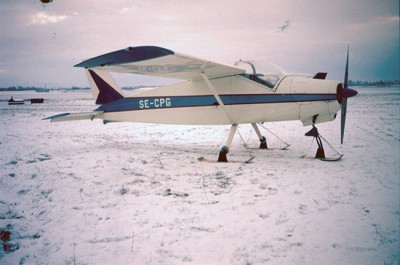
[0,0,399,88]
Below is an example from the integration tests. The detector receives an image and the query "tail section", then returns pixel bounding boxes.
[86,69,124,104]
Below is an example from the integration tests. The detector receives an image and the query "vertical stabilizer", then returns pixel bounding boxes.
[85,69,124,105]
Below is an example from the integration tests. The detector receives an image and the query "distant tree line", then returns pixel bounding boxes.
[348,80,400,86]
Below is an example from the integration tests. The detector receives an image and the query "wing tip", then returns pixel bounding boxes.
[74,46,175,68]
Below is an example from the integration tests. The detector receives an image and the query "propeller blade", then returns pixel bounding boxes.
[341,46,349,144]
[341,98,347,144]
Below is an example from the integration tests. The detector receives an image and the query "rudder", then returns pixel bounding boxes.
[86,69,124,105]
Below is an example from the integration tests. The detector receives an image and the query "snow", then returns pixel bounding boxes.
[0,87,399,265]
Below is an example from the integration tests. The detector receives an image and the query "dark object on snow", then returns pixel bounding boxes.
[0,230,10,242]
[8,97,44,105]
[8,97,24,105]
[1,229,19,253]
[31,98,44,104]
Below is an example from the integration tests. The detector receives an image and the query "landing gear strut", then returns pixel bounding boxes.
[305,126,325,159]
[218,125,238,162]
[251,123,268,149]
[217,123,268,162]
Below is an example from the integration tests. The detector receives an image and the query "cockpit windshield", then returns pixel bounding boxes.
[235,60,285,89]
[253,74,281,88]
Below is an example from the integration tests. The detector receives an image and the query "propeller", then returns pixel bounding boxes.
[340,46,358,144]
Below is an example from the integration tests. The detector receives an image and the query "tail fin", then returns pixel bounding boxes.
[86,69,124,105]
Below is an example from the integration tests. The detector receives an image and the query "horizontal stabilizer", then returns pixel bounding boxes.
[43,111,103,122]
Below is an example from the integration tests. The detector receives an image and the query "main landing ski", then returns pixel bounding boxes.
[198,156,255,164]
[244,144,290,151]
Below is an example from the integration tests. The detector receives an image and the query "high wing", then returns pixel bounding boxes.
[74,46,245,80]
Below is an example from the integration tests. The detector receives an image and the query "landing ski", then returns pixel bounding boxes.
[198,156,255,164]
[300,154,343,161]
[244,144,290,151]
[319,154,343,161]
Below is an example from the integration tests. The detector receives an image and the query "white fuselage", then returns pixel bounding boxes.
[99,75,341,126]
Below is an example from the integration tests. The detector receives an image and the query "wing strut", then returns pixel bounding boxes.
[201,64,242,162]
[201,64,234,124]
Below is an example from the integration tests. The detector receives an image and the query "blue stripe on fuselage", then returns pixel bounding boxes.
[98,94,337,112]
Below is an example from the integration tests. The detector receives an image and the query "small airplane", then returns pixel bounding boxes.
[44,46,357,162]
[277,20,291,32]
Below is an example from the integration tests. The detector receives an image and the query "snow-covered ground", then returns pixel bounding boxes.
[0,86,399,265]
